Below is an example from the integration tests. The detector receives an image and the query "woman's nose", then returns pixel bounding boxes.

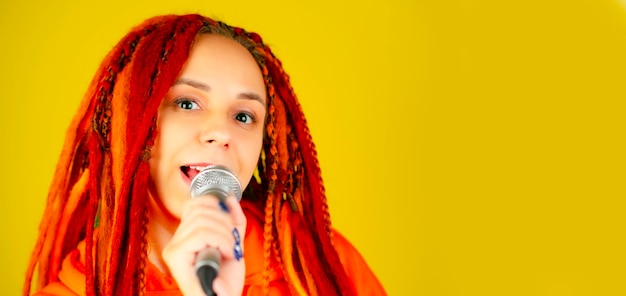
[200,117,231,148]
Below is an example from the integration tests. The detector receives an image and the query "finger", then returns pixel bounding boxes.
[166,210,235,259]
[177,197,233,237]
[180,194,224,219]
[223,194,247,229]
[179,218,234,249]
[221,194,246,261]
[212,276,237,296]
[164,227,235,267]
[173,194,245,262]
[177,206,232,237]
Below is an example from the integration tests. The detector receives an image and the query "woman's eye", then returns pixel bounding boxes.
[235,112,255,124]
[174,98,199,110]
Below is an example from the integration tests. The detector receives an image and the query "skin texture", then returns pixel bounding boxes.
[147,34,267,296]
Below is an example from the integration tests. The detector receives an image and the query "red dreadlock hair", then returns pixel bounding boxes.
[24,14,357,296]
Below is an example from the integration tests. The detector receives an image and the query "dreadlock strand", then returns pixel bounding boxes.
[265,86,279,188]
[292,203,344,296]
[92,36,147,296]
[294,235,321,296]
[87,204,98,296]
[272,109,300,274]
[260,70,280,294]
[48,170,89,275]
[260,49,335,295]
[84,41,123,295]
[53,21,159,296]
[262,45,358,296]
[272,89,290,174]
[123,15,203,166]
[277,201,308,295]
[86,131,106,295]
[106,24,169,269]
[286,125,302,212]
[119,160,151,295]
[102,15,205,295]
[23,37,119,293]
[136,191,150,296]
[261,184,275,295]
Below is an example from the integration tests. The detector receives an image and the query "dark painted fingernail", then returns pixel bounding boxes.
[233,228,241,243]
[233,228,243,261]
[219,200,229,213]
[234,242,243,261]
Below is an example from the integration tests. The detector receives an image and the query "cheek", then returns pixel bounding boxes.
[156,120,195,156]
[149,120,190,183]
[238,132,264,188]
[149,135,162,179]
[148,129,189,218]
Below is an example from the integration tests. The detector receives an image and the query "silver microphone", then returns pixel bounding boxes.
[189,165,242,296]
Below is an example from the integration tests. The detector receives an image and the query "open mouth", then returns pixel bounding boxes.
[180,165,210,181]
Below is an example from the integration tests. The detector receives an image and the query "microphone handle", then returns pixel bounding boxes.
[196,247,221,296]
[193,189,229,296]
[190,173,238,296]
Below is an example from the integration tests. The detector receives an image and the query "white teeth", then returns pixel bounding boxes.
[190,165,209,171]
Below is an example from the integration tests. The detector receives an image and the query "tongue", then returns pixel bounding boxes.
[186,168,201,180]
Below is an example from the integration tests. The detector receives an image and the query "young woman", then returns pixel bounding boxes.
[24,14,385,296]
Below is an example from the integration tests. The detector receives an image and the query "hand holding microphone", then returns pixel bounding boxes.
[162,165,246,296]
[190,165,244,295]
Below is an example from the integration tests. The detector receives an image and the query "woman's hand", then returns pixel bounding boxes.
[162,194,246,296]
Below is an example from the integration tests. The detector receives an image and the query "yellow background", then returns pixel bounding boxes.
[1,0,625,295]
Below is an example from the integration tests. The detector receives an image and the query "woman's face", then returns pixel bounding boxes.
[149,34,267,218]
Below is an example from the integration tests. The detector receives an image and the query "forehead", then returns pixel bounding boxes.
[183,34,266,94]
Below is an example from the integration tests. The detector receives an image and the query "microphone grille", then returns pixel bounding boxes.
[190,165,243,201]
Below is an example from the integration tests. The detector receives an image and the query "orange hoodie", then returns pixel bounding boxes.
[34,200,386,296]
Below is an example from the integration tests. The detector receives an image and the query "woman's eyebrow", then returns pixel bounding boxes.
[238,92,266,108]
[174,78,211,92]
[174,78,266,107]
